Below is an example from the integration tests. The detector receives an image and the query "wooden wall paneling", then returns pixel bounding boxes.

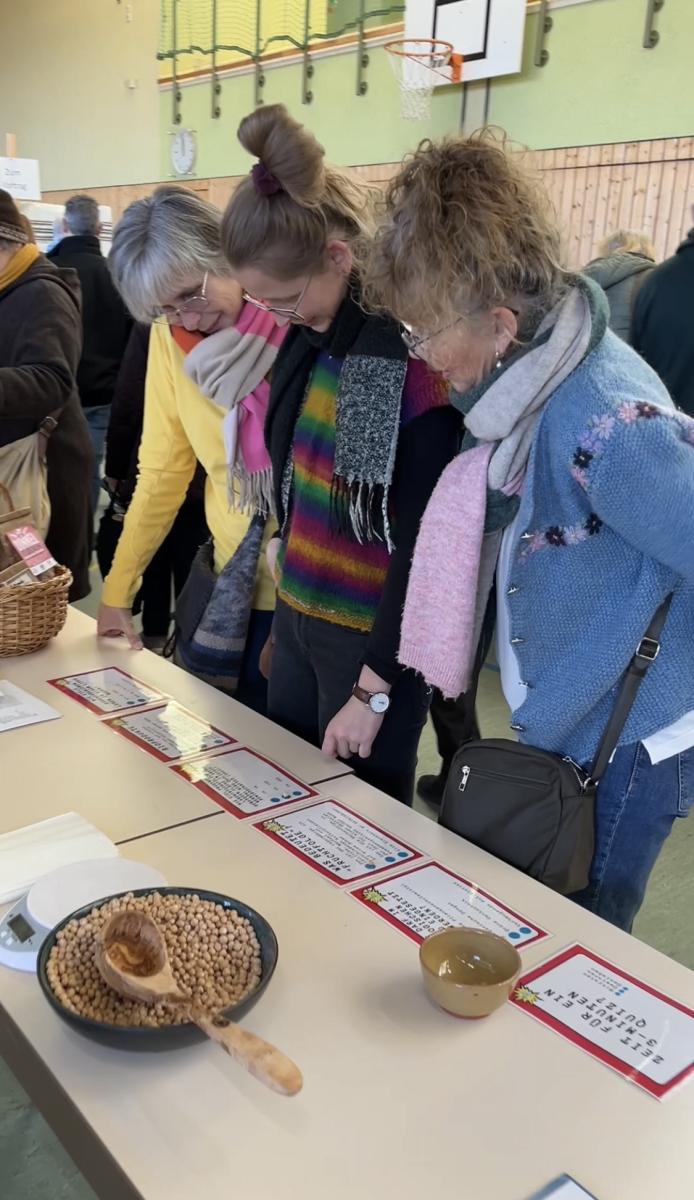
[592,143,614,257]
[668,141,693,262]
[655,156,680,261]
[578,144,602,264]
[208,176,241,210]
[643,140,665,256]
[603,141,627,243]
[40,136,694,265]
[568,145,589,266]
[615,142,639,232]
[556,146,579,266]
[539,148,560,223]
[628,140,652,237]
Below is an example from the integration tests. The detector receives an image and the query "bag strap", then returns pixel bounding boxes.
[589,594,673,783]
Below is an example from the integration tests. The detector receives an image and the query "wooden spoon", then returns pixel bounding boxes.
[95,910,302,1097]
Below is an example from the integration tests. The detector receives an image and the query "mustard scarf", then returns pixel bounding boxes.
[0,243,41,292]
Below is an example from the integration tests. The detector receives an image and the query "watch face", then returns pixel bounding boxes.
[369,692,390,715]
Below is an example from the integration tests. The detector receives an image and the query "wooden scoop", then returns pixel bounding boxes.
[95,910,303,1097]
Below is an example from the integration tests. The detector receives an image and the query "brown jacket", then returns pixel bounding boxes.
[0,257,94,599]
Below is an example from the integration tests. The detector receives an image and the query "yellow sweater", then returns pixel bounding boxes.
[102,322,275,611]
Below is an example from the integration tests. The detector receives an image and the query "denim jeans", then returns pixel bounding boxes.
[571,742,694,932]
[84,404,111,512]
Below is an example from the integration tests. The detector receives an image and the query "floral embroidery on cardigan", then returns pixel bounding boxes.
[571,402,694,491]
[519,404,693,564]
[521,513,603,559]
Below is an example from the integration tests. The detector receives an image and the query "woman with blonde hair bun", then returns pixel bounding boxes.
[365,130,694,929]
[222,105,460,803]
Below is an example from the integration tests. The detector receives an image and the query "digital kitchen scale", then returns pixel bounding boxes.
[0,857,167,972]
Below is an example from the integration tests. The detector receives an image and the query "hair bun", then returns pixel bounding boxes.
[237,104,325,207]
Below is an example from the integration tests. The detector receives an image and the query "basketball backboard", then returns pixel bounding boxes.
[404,0,527,85]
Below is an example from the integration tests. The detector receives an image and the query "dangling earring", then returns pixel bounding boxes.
[495,347,503,371]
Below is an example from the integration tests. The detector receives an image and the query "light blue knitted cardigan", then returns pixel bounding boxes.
[499,329,694,765]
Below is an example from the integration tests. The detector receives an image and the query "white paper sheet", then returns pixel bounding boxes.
[0,681,61,733]
[104,702,234,762]
[49,667,164,714]
[175,747,315,817]
[511,945,694,1099]
[256,799,421,884]
[352,861,548,947]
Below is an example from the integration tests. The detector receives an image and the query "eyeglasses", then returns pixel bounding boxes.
[400,317,463,359]
[242,274,312,323]
[151,272,210,325]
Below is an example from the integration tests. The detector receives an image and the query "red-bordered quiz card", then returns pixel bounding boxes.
[253,798,422,885]
[49,667,167,715]
[351,860,549,948]
[103,702,235,763]
[172,746,317,819]
[510,944,694,1100]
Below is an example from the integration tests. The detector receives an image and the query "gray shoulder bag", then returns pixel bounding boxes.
[439,595,673,894]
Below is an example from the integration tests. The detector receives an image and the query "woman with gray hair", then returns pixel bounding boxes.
[98,185,282,711]
[583,229,655,342]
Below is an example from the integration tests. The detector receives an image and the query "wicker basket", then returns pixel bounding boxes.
[0,565,72,656]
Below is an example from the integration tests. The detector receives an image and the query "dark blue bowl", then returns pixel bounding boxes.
[37,886,279,1051]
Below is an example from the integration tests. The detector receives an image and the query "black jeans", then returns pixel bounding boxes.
[268,601,431,805]
[96,498,208,638]
[429,689,480,772]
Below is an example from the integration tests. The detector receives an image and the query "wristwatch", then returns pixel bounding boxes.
[352,683,391,715]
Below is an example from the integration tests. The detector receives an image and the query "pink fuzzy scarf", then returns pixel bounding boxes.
[399,444,495,698]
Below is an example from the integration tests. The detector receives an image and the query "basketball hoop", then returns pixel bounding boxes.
[385,38,463,121]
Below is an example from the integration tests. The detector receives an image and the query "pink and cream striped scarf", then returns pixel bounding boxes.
[181,303,286,516]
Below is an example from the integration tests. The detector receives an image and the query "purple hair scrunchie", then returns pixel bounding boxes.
[251,161,283,196]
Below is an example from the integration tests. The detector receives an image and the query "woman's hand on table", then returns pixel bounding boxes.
[322,668,391,761]
[96,604,143,650]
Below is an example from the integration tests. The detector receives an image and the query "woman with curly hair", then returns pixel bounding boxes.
[364,132,694,930]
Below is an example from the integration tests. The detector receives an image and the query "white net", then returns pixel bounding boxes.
[386,40,452,120]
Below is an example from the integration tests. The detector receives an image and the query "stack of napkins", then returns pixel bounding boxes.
[0,813,118,905]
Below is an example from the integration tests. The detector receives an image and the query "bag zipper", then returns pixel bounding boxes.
[458,765,547,790]
[562,756,591,791]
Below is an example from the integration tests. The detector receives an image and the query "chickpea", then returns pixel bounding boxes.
[47,893,263,1027]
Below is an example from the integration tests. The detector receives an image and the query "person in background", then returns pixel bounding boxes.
[99,186,280,713]
[96,322,209,653]
[222,105,460,803]
[364,131,694,930]
[582,229,655,342]
[0,189,93,599]
[48,194,132,509]
[631,207,694,417]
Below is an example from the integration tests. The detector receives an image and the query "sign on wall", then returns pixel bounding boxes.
[0,158,41,202]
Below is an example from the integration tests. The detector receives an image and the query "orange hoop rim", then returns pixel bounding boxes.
[384,37,454,60]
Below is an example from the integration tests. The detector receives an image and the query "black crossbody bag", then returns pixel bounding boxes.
[439,596,673,894]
